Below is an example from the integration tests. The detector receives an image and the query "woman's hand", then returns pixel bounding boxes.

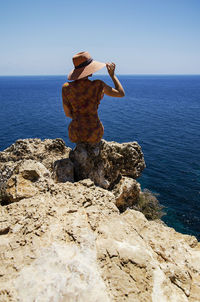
[103,62,125,97]
[106,62,116,78]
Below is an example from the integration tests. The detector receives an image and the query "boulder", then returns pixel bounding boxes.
[0,138,70,203]
[0,138,71,171]
[69,139,145,189]
[113,176,141,212]
[1,160,52,203]
[52,158,74,183]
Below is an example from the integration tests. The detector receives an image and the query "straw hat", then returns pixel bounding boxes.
[68,51,105,81]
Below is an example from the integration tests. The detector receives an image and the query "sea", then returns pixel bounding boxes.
[0,75,199,240]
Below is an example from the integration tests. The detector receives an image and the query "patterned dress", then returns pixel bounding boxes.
[62,79,105,144]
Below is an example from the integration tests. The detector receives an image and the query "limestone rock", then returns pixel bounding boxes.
[0,189,199,302]
[52,158,74,183]
[0,138,70,172]
[0,138,70,202]
[1,160,52,203]
[0,138,199,302]
[113,176,141,212]
[69,139,146,189]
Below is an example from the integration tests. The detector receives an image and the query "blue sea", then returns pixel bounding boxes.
[0,75,200,240]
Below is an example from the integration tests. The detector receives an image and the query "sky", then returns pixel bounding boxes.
[0,0,200,75]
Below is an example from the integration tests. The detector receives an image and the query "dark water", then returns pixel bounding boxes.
[0,75,200,239]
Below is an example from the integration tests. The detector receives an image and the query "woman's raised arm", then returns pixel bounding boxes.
[103,63,125,97]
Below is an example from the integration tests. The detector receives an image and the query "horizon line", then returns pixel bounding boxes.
[0,73,200,77]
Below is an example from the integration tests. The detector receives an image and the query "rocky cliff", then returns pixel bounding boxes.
[0,138,200,302]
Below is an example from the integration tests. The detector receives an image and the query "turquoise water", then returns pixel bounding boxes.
[0,75,200,239]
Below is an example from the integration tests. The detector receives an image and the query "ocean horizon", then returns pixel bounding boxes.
[0,74,199,239]
[1,74,200,77]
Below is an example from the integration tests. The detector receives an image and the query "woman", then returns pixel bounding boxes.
[62,51,125,144]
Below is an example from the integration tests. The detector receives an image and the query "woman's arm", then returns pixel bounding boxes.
[103,63,125,97]
[63,102,72,118]
[62,86,72,118]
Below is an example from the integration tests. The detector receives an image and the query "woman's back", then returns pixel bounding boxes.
[63,79,104,116]
[62,78,104,144]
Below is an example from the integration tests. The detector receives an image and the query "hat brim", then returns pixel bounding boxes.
[68,60,106,81]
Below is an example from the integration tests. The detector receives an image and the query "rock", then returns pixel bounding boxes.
[0,138,199,302]
[4,173,38,203]
[0,190,199,302]
[0,138,70,203]
[1,160,52,203]
[52,158,74,183]
[69,139,145,189]
[113,176,141,212]
[0,138,71,171]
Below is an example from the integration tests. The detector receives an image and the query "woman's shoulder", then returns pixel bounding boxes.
[62,82,71,99]
[62,82,70,88]
[91,79,105,88]
[62,82,72,94]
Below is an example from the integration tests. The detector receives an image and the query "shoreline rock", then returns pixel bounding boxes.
[69,140,146,189]
[0,138,199,302]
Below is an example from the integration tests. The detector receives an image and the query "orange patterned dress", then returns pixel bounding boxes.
[62,79,105,144]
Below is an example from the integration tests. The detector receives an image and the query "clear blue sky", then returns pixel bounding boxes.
[1,0,200,75]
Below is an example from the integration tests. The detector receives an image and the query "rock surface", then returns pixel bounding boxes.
[113,176,141,212]
[0,138,200,302]
[69,140,146,189]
